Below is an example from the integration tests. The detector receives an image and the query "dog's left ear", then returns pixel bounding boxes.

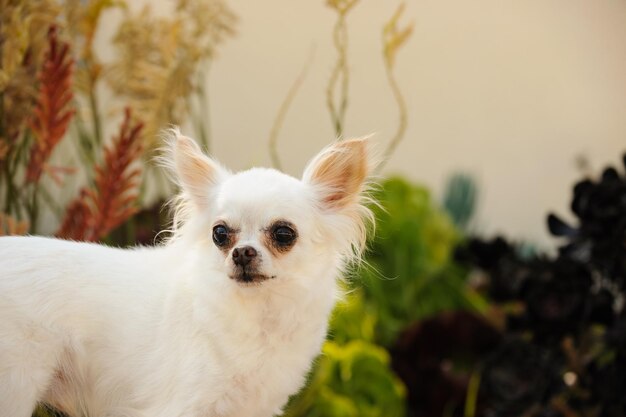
[302,138,370,211]
[170,131,228,209]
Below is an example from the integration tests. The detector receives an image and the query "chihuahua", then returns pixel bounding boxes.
[0,131,374,417]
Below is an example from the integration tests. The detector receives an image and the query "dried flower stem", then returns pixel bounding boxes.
[378,57,408,172]
[27,183,44,234]
[57,109,144,241]
[326,0,358,138]
[2,161,18,214]
[2,133,31,216]
[25,26,75,183]
[107,1,236,148]
[192,62,212,153]
[89,77,103,145]
[91,110,143,239]
[269,46,315,170]
[378,4,413,172]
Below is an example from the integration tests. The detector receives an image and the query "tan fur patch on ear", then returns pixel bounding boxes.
[173,133,222,208]
[305,138,369,210]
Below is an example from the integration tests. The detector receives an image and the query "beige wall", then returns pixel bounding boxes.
[103,0,626,247]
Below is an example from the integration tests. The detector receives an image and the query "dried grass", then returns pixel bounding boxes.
[57,109,144,241]
[25,26,75,184]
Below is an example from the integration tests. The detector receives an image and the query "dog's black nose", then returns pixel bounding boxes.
[232,246,257,267]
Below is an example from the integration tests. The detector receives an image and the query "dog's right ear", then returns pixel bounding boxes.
[167,130,228,209]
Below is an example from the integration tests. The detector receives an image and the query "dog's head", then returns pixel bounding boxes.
[164,131,374,288]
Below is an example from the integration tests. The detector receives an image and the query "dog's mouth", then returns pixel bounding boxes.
[229,268,274,285]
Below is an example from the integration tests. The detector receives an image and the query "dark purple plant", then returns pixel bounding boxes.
[393,152,626,417]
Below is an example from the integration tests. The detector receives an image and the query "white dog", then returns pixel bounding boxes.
[0,132,373,417]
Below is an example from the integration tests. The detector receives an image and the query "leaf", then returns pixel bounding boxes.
[282,340,406,417]
[547,213,579,237]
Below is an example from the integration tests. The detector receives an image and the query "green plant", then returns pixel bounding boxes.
[442,172,478,231]
[450,155,626,417]
[359,177,487,346]
[284,177,487,417]
[283,340,406,417]
[328,289,378,345]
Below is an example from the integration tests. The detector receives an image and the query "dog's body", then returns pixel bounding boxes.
[0,133,372,417]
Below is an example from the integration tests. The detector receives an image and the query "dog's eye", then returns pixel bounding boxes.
[272,226,296,246]
[212,225,230,247]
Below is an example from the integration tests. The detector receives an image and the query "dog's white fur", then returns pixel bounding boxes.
[0,132,373,417]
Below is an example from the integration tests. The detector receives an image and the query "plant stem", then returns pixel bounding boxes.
[89,74,102,146]
[3,159,13,214]
[377,60,408,173]
[27,185,39,234]
[1,105,12,214]
[464,370,481,417]
[196,61,212,154]
[268,47,315,170]
[3,133,28,217]
[337,19,349,130]
[326,13,350,138]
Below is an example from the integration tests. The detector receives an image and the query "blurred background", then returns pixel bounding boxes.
[1,1,625,416]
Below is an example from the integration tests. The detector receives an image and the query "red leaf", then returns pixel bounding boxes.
[26,26,75,184]
[56,109,145,242]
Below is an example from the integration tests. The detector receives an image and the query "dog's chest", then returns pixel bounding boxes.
[198,308,327,416]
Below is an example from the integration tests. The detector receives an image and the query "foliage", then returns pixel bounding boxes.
[0,2,435,417]
[0,0,61,148]
[442,172,478,231]
[56,109,144,241]
[1,24,76,233]
[25,26,75,185]
[329,289,378,345]
[0,0,236,238]
[359,177,487,346]
[390,311,502,417]
[284,176,487,417]
[283,340,406,417]
[107,0,236,147]
[33,405,65,417]
[397,153,626,417]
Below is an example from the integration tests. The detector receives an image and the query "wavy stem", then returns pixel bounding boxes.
[269,47,315,170]
[196,60,212,154]
[378,60,408,172]
[326,13,350,138]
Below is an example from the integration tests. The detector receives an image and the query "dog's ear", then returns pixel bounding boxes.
[169,131,228,209]
[302,138,371,211]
